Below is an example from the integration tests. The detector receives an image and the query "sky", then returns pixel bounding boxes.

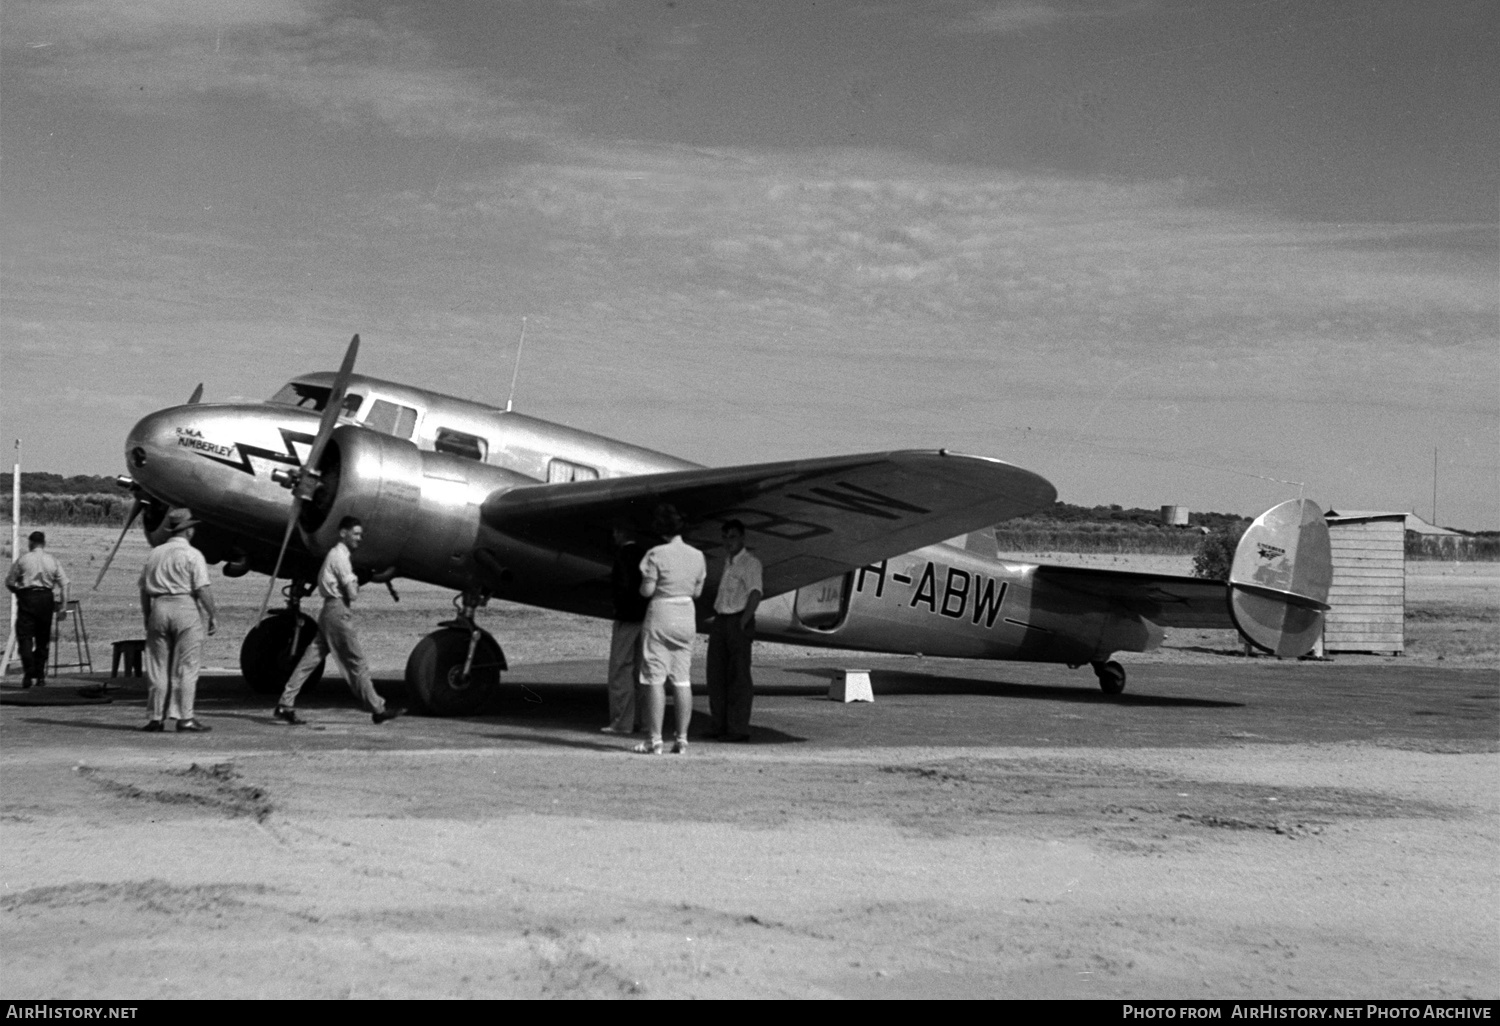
[2,0,1496,529]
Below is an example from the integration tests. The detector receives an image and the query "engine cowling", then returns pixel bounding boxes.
[298,425,534,590]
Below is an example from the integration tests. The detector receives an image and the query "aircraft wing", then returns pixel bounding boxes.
[481,450,1056,598]
[1031,564,1233,629]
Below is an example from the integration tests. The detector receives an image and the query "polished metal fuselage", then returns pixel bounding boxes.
[754,544,1163,664]
[125,373,696,579]
[125,372,1160,663]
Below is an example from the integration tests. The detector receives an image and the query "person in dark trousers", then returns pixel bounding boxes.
[602,522,650,735]
[706,519,762,742]
[274,516,403,725]
[6,531,69,688]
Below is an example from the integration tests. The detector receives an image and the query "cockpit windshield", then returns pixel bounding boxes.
[267,383,364,416]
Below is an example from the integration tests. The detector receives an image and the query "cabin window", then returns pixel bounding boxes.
[434,428,487,462]
[267,383,365,415]
[547,458,599,483]
[364,399,419,440]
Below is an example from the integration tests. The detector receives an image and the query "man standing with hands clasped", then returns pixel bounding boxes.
[274,516,403,726]
[138,509,217,732]
[707,518,762,743]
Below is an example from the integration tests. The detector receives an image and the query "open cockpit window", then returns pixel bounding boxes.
[434,428,487,462]
[267,383,364,417]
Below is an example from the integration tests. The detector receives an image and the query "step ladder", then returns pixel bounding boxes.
[51,600,93,675]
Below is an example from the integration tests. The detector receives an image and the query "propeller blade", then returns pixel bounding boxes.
[92,496,144,590]
[302,334,359,479]
[253,334,360,625]
[187,383,203,405]
[254,497,303,624]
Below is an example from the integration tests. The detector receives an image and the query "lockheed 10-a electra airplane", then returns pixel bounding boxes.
[100,336,1333,715]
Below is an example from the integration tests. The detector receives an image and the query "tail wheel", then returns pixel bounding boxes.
[1092,659,1126,695]
[240,612,324,695]
[405,627,505,716]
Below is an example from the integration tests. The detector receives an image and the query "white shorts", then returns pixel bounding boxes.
[640,597,696,687]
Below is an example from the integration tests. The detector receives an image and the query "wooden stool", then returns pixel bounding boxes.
[111,639,146,678]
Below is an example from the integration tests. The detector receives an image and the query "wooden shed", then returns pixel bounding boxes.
[1322,510,1405,655]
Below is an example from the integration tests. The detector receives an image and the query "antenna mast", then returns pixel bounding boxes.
[504,317,527,413]
[4,440,20,677]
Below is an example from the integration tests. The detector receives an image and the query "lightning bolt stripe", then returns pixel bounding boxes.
[194,428,316,477]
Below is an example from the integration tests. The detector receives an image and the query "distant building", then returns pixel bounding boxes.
[1322,510,1405,656]
[1401,513,1463,537]
[1159,505,1190,527]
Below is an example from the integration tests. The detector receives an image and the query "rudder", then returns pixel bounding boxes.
[1228,499,1332,658]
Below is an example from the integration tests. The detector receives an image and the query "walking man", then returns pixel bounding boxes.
[6,531,69,688]
[602,522,650,735]
[138,509,217,732]
[274,516,403,725]
[706,519,762,742]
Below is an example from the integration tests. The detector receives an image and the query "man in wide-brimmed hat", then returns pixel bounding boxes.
[137,507,218,733]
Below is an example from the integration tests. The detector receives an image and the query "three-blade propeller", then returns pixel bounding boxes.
[253,334,360,624]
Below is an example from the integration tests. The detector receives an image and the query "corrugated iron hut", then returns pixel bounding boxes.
[1322,510,1406,655]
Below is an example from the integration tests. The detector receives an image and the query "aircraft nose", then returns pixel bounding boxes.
[124,407,177,479]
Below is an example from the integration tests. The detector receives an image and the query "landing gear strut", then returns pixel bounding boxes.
[240,580,324,695]
[1091,659,1126,695]
[404,590,507,716]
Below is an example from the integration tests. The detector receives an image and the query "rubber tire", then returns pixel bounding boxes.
[1093,659,1126,695]
[240,613,324,695]
[404,628,503,716]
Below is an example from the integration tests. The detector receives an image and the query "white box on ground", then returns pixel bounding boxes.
[829,669,873,703]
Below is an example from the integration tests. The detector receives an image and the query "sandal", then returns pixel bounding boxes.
[632,740,664,755]
[671,740,688,755]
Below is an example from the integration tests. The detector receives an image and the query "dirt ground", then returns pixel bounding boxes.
[1,529,1496,999]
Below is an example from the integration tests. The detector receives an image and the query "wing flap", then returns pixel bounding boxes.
[481,450,1055,598]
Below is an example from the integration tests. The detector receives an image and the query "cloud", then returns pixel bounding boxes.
[6,0,314,42]
[942,2,1074,35]
[3,0,568,141]
[939,1,1148,37]
[330,139,1495,427]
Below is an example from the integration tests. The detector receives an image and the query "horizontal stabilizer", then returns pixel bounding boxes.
[1228,499,1332,657]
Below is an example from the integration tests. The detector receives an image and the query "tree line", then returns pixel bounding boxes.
[8,476,1494,561]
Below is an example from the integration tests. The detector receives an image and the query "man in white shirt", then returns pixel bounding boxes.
[707,519,762,742]
[274,516,402,725]
[137,509,217,732]
[6,531,69,688]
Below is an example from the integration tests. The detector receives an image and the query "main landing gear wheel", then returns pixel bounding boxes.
[1092,659,1126,695]
[405,627,504,716]
[240,612,324,695]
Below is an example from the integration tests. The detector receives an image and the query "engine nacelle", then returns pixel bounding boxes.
[298,425,534,590]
